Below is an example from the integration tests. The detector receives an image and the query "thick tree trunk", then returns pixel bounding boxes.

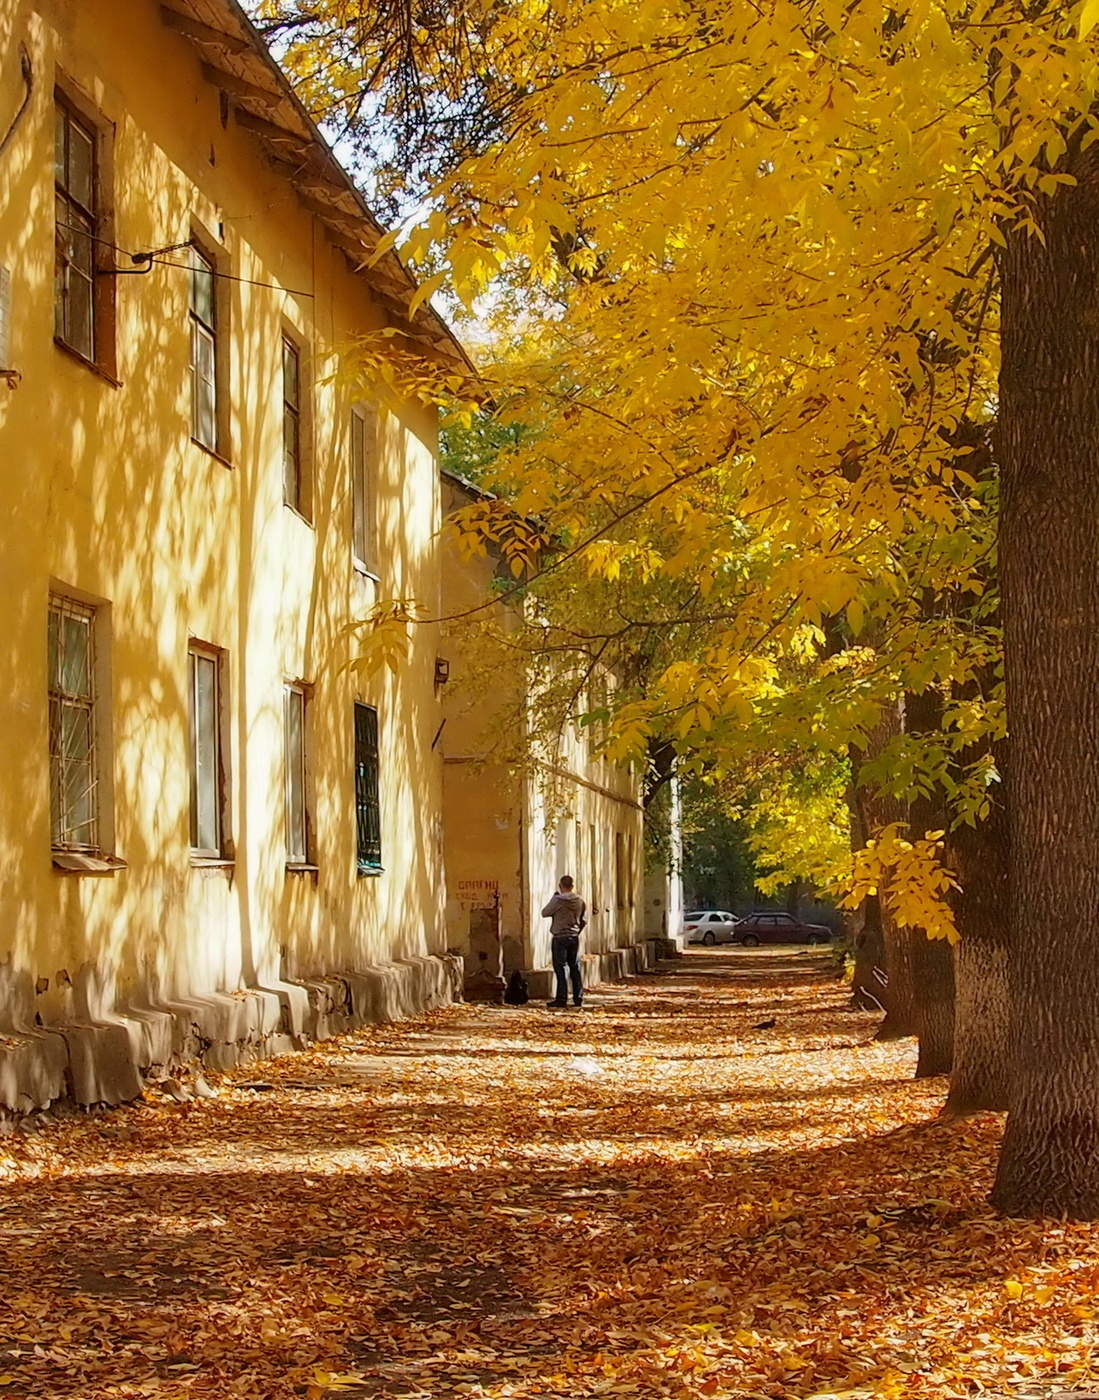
[905,686,955,1075]
[945,762,1011,1114]
[845,752,887,1011]
[948,933,1010,1111]
[991,151,1099,1218]
[913,934,954,1077]
[851,702,917,1038]
[875,926,917,1041]
[849,895,887,1013]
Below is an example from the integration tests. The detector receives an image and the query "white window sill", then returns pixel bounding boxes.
[286,862,319,875]
[52,851,127,876]
[190,856,235,870]
[357,863,384,878]
[284,501,315,529]
[353,561,379,583]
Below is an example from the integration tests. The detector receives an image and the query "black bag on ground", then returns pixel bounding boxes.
[503,971,529,1005]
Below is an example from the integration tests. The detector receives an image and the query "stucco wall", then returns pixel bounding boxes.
[439,474,645,976]
[0,0,453,1105]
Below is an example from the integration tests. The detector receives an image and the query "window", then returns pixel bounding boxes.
[351,408,373,571]
[354,703,381,871]
[188,644,228,857]
[282,336,303,513]
[285,684,310,864]
[48,595,99,849]
[589,822,598,915]
[189,245,217,451]
[54,98,98,361]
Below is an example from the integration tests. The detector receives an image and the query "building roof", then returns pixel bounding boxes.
[160,0,473,376]
[440,465,497,504]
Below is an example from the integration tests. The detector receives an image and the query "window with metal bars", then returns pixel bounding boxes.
[354,703,382,871]
[282,336,303,513]
[48,595,99,850]
[285,683,310,864]
[188,644,228,857]
[189,245,217,451]
[54,98,98,361]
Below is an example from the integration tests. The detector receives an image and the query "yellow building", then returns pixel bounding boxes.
[0,0,472,1109]
[439,471,659,999]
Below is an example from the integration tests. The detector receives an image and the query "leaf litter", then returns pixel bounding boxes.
[0,949,1096,1400]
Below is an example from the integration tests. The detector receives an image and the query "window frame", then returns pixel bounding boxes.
[281,334,310,519]
[48,593,100,852]
[614,829,627,909]
[187,642,231,861]
[284,681,312,867]
[350,406,375,575]
[354,702,382,874]
[53,87,115,378]
[188,239,223,456]
[589,820,598,916]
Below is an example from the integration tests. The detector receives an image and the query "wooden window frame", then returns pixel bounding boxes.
[354,702,382,874]
[351,407,375,575]
[53,87,116,379]
[188,642,231,861]
[188,238,227,458]
[48,593,100,851]
[284,682,313,868]
[282,334,311,520]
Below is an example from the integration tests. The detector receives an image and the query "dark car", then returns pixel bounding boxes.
[736,912,832,947]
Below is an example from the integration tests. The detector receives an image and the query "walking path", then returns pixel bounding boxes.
[0,951,1094,1399]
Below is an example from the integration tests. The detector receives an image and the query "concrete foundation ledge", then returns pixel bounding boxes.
[524,937,673,1000]
[0,951,465,1115]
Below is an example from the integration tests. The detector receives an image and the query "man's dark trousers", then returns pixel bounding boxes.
[551,934,582,1006]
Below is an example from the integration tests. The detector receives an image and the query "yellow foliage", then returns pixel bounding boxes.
[840,823,961,943]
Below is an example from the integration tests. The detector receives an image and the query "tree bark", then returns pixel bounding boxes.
[875,926,917,1041]
[851,703,917,1037]
[913,934,955,1077]
[944,760,1011,1114]
[991,148,1099,1217]
[905,685,955,1076]
[844,754,887,1010]
[849,894,887,1013]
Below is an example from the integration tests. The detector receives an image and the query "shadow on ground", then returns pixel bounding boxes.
[0,949,1073,1400]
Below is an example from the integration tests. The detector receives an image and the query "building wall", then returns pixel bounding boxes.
[0,0,451,1102]
[439,474,644,976]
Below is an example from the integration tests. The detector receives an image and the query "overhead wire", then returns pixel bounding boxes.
[55,221,316,298]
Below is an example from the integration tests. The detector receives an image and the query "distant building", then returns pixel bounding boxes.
[439,470,665,996]
[0,0,470,1109]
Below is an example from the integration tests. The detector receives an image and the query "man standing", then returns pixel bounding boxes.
[542,875,587,1009]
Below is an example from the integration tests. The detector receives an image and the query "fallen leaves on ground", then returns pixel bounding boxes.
[0,950,1095,1399]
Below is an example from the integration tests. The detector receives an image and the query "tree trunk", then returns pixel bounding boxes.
[845,753,887,1011]
[914,934,954,1077]
[875,926,917,1041]
[851,703,917,1038]
[991,149,1099,1218]
[945,759,1011,1114]
[849,894,887,1013]
[905,685,955,1075]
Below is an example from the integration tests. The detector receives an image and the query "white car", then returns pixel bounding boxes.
[683,910,741,945]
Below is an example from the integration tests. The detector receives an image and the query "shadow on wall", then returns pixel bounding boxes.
[0,5,453,1111]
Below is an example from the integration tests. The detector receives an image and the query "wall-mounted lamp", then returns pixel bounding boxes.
[434,657,450,686]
